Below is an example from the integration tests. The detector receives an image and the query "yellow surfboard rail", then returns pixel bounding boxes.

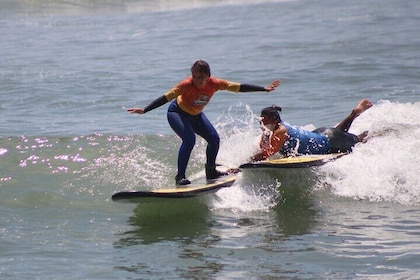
[112,175,236,201]
[239,153,346,169]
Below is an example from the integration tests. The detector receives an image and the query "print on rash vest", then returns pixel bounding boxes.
[193,94,210,106]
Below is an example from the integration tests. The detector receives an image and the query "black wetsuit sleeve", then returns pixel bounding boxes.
[144,95,168,113]
[239,84,266,92]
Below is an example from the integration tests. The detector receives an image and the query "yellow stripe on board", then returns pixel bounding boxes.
[152,176,236,194]
[266,153,346,164]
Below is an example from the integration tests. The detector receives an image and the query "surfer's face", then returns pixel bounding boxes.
[192,69,209,88]
[260,115,278,131]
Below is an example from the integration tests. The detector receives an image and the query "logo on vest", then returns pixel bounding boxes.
[193,94,210,106]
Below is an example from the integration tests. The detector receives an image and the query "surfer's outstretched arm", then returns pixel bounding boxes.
[127,95,168,114]
[239,80,280,92]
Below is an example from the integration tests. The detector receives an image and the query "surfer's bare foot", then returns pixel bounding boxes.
[358,131,369,143]
[354,99,373,117]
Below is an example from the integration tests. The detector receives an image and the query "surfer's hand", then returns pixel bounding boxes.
[250,153,267,162]
[127,108,145,114]
[265,79,281,92]
[227,168,241,174]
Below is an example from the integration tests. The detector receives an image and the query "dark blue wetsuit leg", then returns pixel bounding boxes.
[193,113,220,167]
[313,127,359,153]
[167,101,196,178]
[167,100,220,177]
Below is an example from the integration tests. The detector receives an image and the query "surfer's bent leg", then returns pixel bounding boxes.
[335,99,373,132]
[194,112,220,167]
[167,101,195,180]
[195,113,228,179]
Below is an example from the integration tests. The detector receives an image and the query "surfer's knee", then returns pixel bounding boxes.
[205,131,220,146]
[182,135,196,150]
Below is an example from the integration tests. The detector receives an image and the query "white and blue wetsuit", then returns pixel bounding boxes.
[280,122,359,156]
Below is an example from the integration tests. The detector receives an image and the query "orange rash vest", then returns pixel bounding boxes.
[164,77,240,115]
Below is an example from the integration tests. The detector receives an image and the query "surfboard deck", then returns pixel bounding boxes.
[239,153,346,169]
[112,175,236,202]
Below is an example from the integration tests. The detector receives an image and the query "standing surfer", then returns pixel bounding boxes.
[128,60,280,185]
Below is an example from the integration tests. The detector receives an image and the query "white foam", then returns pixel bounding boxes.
[214,100,420,207]
[211,178,281,213]
[316,100,420,205]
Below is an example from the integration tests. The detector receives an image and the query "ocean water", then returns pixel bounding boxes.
[1,0,419,279]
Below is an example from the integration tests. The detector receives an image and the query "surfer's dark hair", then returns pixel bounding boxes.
[261,105,282,121]
[191,60,211,76]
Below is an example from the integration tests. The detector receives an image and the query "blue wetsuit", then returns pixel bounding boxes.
[280,122,359,156]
